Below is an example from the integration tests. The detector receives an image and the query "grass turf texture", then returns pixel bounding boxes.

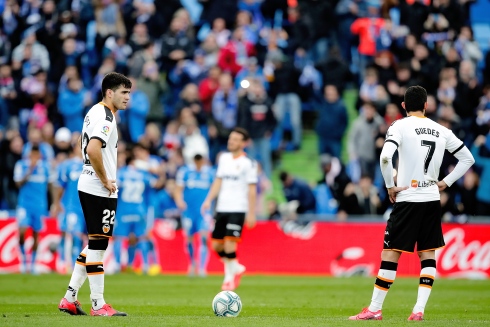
[1,274,489,326]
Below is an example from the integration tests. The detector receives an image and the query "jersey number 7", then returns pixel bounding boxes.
[421,140,436,174]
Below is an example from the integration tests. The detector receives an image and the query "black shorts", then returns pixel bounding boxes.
[78,191,117,238]
[212,212,246,242]
[383,201,444,253]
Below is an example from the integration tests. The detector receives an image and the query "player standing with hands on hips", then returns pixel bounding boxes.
[202,127,258,291]
[58,73,132,316]
[349,86,475,321]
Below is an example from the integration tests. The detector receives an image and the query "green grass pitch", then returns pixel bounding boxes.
[1,274,489,326]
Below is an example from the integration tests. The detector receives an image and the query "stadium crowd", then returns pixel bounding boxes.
[0,0,490,227]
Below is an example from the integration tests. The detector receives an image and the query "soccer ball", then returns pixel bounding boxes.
[212,291,242,317]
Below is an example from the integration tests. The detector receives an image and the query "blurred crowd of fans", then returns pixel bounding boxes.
[1,0,490,221]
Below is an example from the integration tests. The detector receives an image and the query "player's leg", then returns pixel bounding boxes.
[134,217,149,274]
[68,212,84,268]
[350,202,418,320]
[59,245,89,315]
[30,212,44,274]
[182,215,196,275]
[16,207,28,272]
[198,214,210,277]
[127,232,137,270]
[112,216,129,272]
[409,201,444,321]
[57,213,67,271]
[222,213,246,290]
[211,213,228,286]
[79,191,126,316]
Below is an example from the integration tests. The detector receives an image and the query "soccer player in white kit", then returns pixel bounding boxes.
[349,86,475,321]
[202,127,258,291]
[58,73,131,316]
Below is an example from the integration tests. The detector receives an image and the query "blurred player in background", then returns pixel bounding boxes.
[175,154,215,277]
[350,86,475,321]
[14,145,53,273]
[202,127,257,291]
[113,150,157,274]
[52,144,85,272]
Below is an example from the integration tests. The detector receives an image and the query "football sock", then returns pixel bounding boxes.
[224,252,237,282]
[30,250,37,270]
[187,241,195,265]
[128,244,136,266]
[19,241,26,263]
[138,240,149,272]
[199,236,208,272]
[413,259,436,314]
[368,261,398,312]
[86,240,108,310]
[148,240,157,265]
[113,239,122,268]
[65,246,88,302]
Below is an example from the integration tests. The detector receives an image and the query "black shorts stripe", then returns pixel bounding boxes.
[385,139,399,148]
[450,143,465,155]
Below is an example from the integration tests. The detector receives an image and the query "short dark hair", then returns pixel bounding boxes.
[232,127,250,141]
[101,72,132,98]
[404,86,427,112]
[31,145,40,152]
[194,154,203,161]
[279,171,289,183]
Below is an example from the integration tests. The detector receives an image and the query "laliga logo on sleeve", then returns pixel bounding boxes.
[411,180,418,188]
[101,125,110,136]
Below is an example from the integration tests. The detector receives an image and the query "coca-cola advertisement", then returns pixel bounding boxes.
[1,218,489,278]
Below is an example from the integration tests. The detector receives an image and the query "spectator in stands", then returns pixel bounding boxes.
[387,62,417,109]
[11,28,50,76]
[0,64,17,128]
[22,126,54,162]
[160,16,195,70]
[175,83,207,127]
[93,0,127,49]
[316,85,348,158]
[124,78,150,143]
[279,171,316,214]
[315,47,351,94]
[343,174,382,215]
[358,67,390,112]
[128,23,152,53]
[200,34,220,68]
[444,26,483,67]
[457,170,479,217]
[57,77,89,133]
[103,35,133,74]
[218,27,256,76]
[209,17,231,48]
[199,66,221,114]
[0,131,23,209]
[471,134,490,216]
[318,154,351,205]
[129,41,156,78]
[137,60,167,124]
[180,115,209,166]
[237,79,276,178]
[410,42,439,92]
[348,102,385,179]
[268,51,302,150]
[235,57,268,91]
[210,73,238,155]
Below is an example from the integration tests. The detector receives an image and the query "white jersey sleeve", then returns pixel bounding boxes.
[90,115,116,148]
[385,121,403,149]
[246,160,258,184]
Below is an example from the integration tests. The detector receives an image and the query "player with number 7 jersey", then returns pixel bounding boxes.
[350,86,475,321]
[58,73,132,317]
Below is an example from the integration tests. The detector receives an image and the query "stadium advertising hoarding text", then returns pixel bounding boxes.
[1,218,489,278]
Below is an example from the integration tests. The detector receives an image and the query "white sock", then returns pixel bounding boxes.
[86,249,106,310]
[223,259,234,282]
[413,261,436,314]
[65,246,88,303]
[368,261,398,312]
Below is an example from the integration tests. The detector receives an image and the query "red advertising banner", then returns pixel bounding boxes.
[1,218,490,278]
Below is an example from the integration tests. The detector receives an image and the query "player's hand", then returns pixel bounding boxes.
[50,202,63,217]
[245,213,256,229]
[176,200,187,211]
[437,180,448,192]
[103,180,117,196]
[387,186,409,203]
[201,199,211,215]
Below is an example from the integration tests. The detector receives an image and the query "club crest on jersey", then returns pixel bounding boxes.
[411,180,418,188]
[103,224,111,233]
[101,125,110,136]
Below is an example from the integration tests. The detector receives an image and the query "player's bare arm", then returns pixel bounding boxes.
[174,184,187,211]
[380,138,408,203]
[246,183,257,228]
[50,185,65,217]
[202,178,222,213]
[86,138,116,196]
